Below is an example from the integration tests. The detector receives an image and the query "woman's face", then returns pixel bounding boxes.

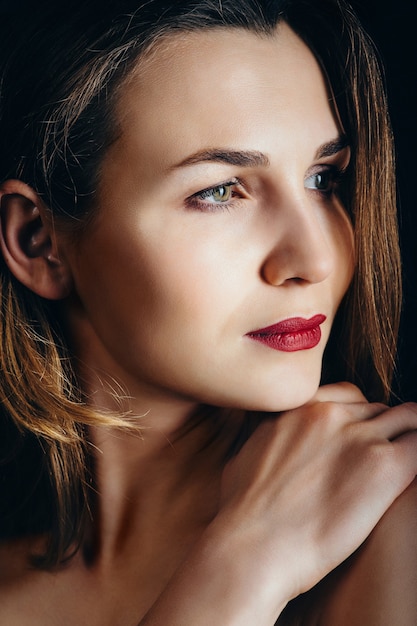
[64,23,354,412]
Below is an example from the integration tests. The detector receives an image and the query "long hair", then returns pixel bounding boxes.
[0,0,400,567]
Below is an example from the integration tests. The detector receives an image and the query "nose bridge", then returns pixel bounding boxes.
[261,192,334,286]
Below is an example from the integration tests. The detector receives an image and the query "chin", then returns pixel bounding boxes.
[218,384,320,414]
[246,376,321,413]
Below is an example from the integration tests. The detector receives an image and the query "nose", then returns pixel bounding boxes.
[261,197,335,286]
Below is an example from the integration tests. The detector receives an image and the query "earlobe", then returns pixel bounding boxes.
[0,180,73,299]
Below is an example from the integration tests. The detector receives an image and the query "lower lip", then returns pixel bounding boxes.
[247,315,325,353]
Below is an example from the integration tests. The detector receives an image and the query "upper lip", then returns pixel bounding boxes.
[247,314,327,336]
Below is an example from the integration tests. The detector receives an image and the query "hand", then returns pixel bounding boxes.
[216,384,417,606]
[140,384,417,625]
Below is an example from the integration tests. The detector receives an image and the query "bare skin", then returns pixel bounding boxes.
[316,478,417,626]
[276,481,417,626]
[0,24,416,626]
[0,389,416,626]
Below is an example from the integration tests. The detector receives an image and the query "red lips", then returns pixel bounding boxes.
[246,314,326,352]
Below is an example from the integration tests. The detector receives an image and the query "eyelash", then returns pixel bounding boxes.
[305,165,348,198]
[185,178,244,212]
[185,165,348,213]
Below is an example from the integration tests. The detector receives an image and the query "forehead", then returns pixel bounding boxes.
[111,23,338,171]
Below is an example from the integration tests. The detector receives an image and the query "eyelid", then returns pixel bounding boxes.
[310,145,352,172]
[305,163,338,177]
[192,177,241,198]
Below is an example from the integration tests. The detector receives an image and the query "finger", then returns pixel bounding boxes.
[343,401,388,422]
[392,428,417,482]
[312,382,368,404]
[369,402,417,441]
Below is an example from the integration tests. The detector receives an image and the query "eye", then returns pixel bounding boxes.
[304,166,346,196]
[305,171,332,191]
[199,183,233,204]
[186,178,244,212]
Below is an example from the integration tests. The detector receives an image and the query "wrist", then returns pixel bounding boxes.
[141,516,290,625]
[198,514,291,622]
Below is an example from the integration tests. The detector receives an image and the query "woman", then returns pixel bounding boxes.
[0,0,416,623]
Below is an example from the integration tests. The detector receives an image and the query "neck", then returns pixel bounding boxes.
[84,403,246,567]
[64,311,250,566]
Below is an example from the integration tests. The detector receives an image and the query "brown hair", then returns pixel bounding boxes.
[0,0,400,567]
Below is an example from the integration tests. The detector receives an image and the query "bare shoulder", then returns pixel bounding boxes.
[0,537,85,625]
[0,538,49,624]
[316,478,417,625]
[271,480,417,626]
[0,539,33,622]
[0,536,33,589]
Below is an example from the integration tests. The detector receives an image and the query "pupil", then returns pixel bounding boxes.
[317,173,327,189]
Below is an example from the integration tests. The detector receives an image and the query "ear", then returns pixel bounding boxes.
[0,179,73,299]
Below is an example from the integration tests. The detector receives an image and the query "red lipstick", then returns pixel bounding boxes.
[246,314,326,352]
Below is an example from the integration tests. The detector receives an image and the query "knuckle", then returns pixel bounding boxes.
[315,381,366,403]
[368,401,388,414]
[310,401,343,429]
[337,381,362,394]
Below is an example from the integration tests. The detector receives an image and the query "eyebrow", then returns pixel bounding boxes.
[315,135,349,159]
[171,149,270,170]
[171,135,349,171]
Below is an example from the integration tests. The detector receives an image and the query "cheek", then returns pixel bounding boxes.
[136,240,243,340]
[331,209,355,299]
[71,225,240,360]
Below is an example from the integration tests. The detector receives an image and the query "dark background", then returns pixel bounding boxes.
[352,0,417,401]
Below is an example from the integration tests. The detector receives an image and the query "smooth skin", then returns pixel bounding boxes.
[308,478,417,626]
[0,23,416,626]
[62,24,353,416]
